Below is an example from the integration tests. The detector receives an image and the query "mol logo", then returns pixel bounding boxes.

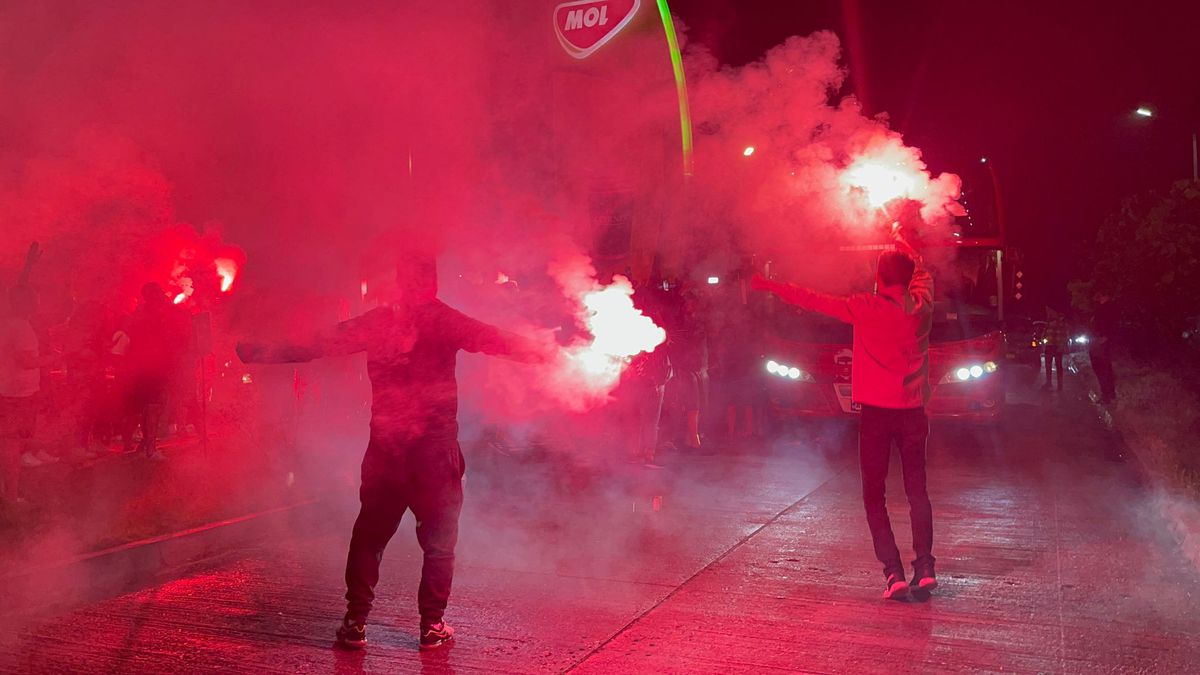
[554,0,641,60]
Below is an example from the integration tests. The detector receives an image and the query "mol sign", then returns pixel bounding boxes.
[554,0,640,59]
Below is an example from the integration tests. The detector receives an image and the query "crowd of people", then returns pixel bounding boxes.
[0,279,199,507]
[617,266,770,468]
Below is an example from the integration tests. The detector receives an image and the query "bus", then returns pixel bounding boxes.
[761,238,1008,423]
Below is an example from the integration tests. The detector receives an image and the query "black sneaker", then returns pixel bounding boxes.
[335,618,367,650]
[420,621,455,650]
[913,566,938,592]
[882,573,909,600]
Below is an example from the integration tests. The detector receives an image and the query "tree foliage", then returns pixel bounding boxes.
[1076,180,1200,343]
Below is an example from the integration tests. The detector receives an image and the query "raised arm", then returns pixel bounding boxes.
[892,229,933,309]
[749,273,856,324]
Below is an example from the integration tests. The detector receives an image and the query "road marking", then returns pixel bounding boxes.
[1053,476,1066,671]
[564,459,852,672]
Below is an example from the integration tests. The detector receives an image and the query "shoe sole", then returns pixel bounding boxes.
[917,578,938,592]
[335,638,366,650]
[883,582,910,600]
[419,635,454,650]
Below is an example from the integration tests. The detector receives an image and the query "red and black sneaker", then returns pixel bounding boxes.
[419,621,455,650]
[882,573,909,600]
[913,565,938,592]
[335,617,367,650]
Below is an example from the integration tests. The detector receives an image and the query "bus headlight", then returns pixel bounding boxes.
[765,359,814,382]
[940,361,997,384]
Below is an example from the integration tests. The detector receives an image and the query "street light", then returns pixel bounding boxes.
[1133,105,1198,181]
[743,146,756,157]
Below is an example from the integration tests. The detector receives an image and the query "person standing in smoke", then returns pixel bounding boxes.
[1089,292,1119,404]
[1,286,56,504]
[1041,312,1067,392]
[237,251,546,651]
[668,284,708,451]
[751,227,937,600]
[617,279,671,468]
[124,283,186,461]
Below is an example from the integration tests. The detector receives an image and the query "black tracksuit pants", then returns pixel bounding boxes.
[344,430,465,628]
[858,404,935,578]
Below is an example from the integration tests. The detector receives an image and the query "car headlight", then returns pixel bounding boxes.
[939,361,997,384]
[765,359,815,382]
[1072,335,1089,344]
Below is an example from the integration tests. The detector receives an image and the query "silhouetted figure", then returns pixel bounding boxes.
[1090,293,1118,403]
[711,301,758,440]
[1042,315,1067,392]
[752,228,936,600]
[238,252,543,651]
[616,283,671,468]
[124,283,186,460]
[670,286,708,450]
[1,286,45,504]
[64,301,109,460]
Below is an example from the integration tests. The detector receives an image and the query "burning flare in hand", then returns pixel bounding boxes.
[548,254,666,407]
[570,275,666,382]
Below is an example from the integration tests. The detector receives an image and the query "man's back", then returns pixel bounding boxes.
[762,262,933,409]
[846,282,933,409]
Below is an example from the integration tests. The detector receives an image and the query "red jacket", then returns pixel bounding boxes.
[767,261,933,409]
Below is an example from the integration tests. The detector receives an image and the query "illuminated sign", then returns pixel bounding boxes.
[554,0,640,59]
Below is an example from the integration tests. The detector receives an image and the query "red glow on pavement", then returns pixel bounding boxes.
[214,258,238,292]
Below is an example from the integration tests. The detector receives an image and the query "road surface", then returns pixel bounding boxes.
[1,365,1197,673]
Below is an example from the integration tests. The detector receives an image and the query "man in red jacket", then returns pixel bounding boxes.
[751,229,936,600]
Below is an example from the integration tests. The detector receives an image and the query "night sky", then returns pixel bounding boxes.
[673,0,1200,311]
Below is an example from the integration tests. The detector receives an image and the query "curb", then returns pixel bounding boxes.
[0,499,319,619]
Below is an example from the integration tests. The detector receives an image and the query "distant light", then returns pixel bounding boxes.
[1074,335,1089,344]
[743,146,755,157]
[173,293,187,305]
[953,232,962,238]
[980,157,988,164]
[1135,107,1154,118]
[360,281,368,297]
[707,276,720,285]
[241,373,253,385]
